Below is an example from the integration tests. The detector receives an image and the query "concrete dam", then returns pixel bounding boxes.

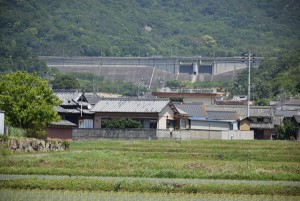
[40,56,259,88]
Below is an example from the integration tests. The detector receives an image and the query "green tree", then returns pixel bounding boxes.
[51,74,81,90]
[276,120,298,140]
[0,71,62,138]
[165,80,182,88]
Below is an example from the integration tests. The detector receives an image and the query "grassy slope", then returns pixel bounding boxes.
[1,140,299,181]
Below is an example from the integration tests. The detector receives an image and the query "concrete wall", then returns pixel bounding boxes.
[41,56,258,76]
[72,128,254,141]
[73,128,157,141]
[157,130,253,140]
[190,121,231,131]
[0,111,4,135]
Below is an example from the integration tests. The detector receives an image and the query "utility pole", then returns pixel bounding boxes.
[243,51,255,117]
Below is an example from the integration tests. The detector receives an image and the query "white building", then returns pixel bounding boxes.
[0,110,4,135]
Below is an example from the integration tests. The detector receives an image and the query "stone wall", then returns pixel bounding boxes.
[0,138,68,152]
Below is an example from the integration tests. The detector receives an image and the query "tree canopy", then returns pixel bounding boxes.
[230,49,300,101]
[0,0,299,58]
[51,74,81,90]
[0,71,62,138]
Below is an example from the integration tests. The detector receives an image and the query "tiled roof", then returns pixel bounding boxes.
[271,99,300,106]
[174,103,207,118]
[54,106,69,113]
[54,91,85,106]
[207,111,239,120]
[206,105,273,118]
[91,98,171,113]
[275,110,300,118]
[54,106,93,114]
[49,120,77,127]
[250,122,274,129]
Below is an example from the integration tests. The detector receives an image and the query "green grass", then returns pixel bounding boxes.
[0,140,299,181]
[0,178,299,196]
[1,189,299,201]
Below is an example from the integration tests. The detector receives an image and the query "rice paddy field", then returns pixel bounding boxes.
[0,189,299,201]
[0,139,300,199]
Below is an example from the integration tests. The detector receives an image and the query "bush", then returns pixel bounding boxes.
[7,126,27,137]
[102,118,142,129]
[62,140,71,150]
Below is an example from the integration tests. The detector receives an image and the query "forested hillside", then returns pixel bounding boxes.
[0,0,299,59]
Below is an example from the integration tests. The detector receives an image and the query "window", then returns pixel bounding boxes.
[150,120,157,129]
[79,119,94,128]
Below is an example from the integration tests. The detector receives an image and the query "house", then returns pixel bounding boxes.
[54,91,94,128]
[0,110,4,135]
[152,88,222,105]
[271,99,300,111]
[215,95,255,105]
[174,103,239,131]
[206,105,274,139]
[91,98,180,130]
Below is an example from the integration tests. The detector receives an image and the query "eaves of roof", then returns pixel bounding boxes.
[152,92,221,98]
[189,117,236,123]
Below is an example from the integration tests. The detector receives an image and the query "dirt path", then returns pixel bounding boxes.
[1,174,299,187]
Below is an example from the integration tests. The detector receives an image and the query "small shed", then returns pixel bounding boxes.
[46,120,76,140]
[0,110,4,135]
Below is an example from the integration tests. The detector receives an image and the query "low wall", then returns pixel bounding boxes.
[157,130,254,140]
[72,129,254,141]
[73,128,157,141]
[0,138,68,152]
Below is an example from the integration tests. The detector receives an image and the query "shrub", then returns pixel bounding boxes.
[62,140,71,150]
[102,118,142,129]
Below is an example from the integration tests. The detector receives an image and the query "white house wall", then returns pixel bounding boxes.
[191,120,230,131]
[0,112,4,135]
[158,105,175,130]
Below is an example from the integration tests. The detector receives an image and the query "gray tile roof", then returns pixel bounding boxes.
[174,103,207,118]
[49,120,77,127]
[206,105,273,118]
[54,106,93,114]
[207,111,239,120]
[54,91,85,106]
[91,98,171,113]
[271,99,300,106]
[275,110,300,118]
[54,106,69,113]
[250,122,274,129]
